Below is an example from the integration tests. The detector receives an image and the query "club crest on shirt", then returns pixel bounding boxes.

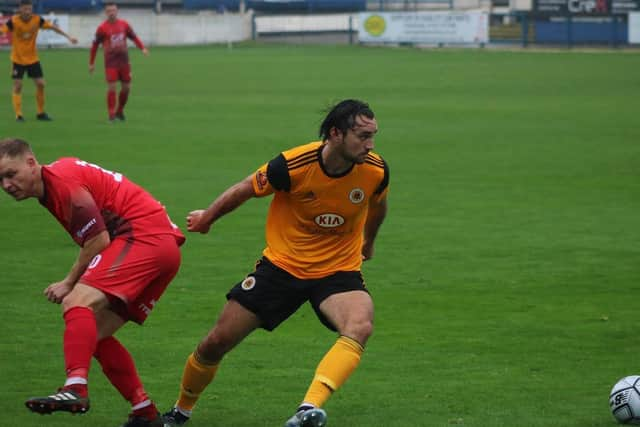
[255,171,268,191]
[349,188,365,204]
[241,276,256,291]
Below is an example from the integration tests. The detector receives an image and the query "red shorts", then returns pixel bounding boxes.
[105,64,131,83]
[79,234,181,324]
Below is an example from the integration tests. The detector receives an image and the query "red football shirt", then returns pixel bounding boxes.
[92,19,142,68]
[39,158,185,247]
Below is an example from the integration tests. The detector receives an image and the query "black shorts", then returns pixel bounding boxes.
[12,62,44,80]
[227,257,369,332]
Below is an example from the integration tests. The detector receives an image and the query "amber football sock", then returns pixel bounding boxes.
[12,92,22,118]
[302,336,364,408]
[36,86,45,114]
[175,352,219,411]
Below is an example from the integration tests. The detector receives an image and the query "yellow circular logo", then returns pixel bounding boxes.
[364,15,386,37]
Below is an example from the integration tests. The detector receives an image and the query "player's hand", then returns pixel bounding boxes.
[142,48,149,56]
[44,279,74,304]
[362,241,374,261]
[69,37,78,44]
[187,210,212,234]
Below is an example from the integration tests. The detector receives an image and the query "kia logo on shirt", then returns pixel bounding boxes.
[315,214,345,228]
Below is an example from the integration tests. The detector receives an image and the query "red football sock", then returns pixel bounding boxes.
[94,336,149,406]
[63,307,97,382]
[132,401,159,421]
[107,90,116,116]
[63,383,88,398]
[117,89,129,114]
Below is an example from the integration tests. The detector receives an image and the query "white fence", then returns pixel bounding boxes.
[27,10,254,47]
[254,13,355,34]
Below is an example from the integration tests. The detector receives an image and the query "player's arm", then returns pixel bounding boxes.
[89,30,103,73]
[362,160,390,261]
[0,21,11,35]
[187,174,256,234]
[44,186,110,303]
[42,17,77,44]
[362,195,387,261]
[126,24,148,55]
[0,17,14,34]
[44,231,111,304]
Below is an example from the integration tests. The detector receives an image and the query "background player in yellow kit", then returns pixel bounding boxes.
[163,99,389,427]
[0,0,77,121]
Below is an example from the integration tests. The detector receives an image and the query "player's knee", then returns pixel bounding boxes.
[13,82,22,93]
[198,330,233,361]
[61,290,106,314]
[61,297,82,313]
[342,318,373,346]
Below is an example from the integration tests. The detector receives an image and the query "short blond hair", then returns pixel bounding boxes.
[0,138,34,159]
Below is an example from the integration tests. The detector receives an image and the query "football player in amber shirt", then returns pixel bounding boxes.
[0,138,184,427]
[162,100,389,427]
[89,2,149,122]
[0,0,77,121]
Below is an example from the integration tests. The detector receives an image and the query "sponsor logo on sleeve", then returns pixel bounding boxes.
[76,218,97,239]
[255,171,268,191]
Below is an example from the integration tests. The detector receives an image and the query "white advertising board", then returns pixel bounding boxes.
[630,11,640,44]
[37,14,70,46]
[359,10,489,44]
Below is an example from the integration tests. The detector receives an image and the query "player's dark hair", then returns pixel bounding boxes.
[19,0,32,6]
[0,138,34,158]
[319,99,375,141]
[104,2,117,7]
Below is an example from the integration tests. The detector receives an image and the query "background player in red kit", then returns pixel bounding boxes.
[0,138,184,427]
[89,2,149,122]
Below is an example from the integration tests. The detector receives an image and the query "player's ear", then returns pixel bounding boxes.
[329,126,343,141]
[25,155,37,168]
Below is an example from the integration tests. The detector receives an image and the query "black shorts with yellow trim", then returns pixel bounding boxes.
[12,62,43,79]
[227,257,368,332]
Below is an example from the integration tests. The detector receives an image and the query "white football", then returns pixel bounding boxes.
[610,376,640,424]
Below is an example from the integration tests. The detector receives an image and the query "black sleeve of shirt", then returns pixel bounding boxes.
[6,18,14,31]
[38,15,45,28]
[374,159,390,195]
[266,153,291,192]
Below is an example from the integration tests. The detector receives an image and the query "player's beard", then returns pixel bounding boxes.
[352,150,369,164]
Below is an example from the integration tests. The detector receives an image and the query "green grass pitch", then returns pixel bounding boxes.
[1,43,639,426]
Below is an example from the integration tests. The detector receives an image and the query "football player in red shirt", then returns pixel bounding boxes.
[0,138,185,427]
[89,2,149,122]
